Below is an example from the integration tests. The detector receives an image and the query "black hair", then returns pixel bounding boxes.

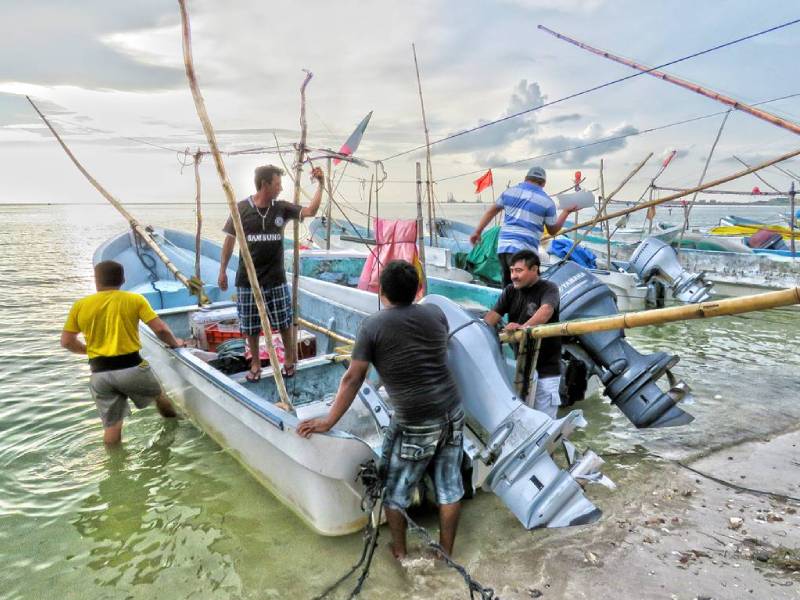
[524,176,546,186]
[379,260,419,306]
[254,165,285,191]
[94,260,125,287]
[509,249,541,271]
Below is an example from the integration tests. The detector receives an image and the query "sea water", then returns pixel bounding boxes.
[1,202,798,599]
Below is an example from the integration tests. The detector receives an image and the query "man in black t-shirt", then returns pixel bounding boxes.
[297,260,465,561]
[484,249,563,418]
[218,164,324,381]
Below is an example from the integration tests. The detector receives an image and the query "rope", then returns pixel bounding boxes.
[132,227,165,308]
[396,506,496,600]
[435,91,800,184]
[381,19,800,162]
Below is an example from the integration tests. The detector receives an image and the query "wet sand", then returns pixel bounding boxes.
[390,428,800,600]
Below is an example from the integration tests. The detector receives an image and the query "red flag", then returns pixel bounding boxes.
[662,150,677,168]
[573,170,582,191]
[473,169,493,194]
[752,186,762,195]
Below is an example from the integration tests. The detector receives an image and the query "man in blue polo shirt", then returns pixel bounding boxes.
[470,166,577,286]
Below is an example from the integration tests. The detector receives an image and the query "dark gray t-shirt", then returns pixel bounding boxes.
[351,303,460,424]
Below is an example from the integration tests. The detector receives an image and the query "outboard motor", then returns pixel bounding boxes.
[422,295,613,530]
[627,237,713,304]
[541,262,694,428]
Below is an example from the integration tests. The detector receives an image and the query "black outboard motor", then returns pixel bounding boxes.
[542,261,694,428]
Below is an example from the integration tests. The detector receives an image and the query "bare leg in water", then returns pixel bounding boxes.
[438,501,461,556]
[384,506,408,560]
[155,393,177,418]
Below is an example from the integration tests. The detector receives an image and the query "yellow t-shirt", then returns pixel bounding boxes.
[63,290,158,359]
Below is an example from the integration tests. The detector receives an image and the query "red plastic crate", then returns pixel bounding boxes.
[205,322,244,351]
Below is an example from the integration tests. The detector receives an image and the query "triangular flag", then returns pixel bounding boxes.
[335,111,373,165]
[473,169,493,194]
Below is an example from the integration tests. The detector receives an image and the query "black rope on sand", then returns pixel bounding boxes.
[396,506,496,600]
[314,461,496,600]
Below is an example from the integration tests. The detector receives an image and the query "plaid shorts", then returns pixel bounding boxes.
[380,405,465,509]
[236,284,293,334]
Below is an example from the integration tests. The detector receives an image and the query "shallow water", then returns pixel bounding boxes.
[1,202,798,599]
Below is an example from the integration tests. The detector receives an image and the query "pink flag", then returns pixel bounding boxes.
[335,111,373,165]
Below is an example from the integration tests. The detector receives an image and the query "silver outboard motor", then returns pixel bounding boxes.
[627,237,713,304]
[541,262,694,428]
[421,294,612,530]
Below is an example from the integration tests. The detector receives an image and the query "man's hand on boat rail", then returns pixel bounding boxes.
[297,417,333,438]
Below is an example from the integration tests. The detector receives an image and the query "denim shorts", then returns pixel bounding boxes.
[381,405,465,509]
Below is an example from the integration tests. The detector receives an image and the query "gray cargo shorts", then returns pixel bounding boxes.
[89,361,163,428]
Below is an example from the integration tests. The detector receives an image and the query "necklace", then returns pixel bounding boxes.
[253,198,273,231]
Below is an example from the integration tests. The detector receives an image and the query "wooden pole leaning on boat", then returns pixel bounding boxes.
[193,149,204,303]
[178,0,291,411]
[561,152,652,262]
[291,71,314,367]
[542,147,800,243]
[538,25,800,137]
[500,286,800,343]
[26,96,209,306]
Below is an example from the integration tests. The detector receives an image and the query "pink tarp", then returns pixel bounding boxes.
[357,218,422,297]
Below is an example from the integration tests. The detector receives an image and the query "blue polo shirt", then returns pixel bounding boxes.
[495,181,557,254]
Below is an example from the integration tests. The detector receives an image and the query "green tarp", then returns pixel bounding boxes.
[455,225,502,285]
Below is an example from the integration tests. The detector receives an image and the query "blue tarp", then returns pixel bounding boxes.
[548,238,598,269]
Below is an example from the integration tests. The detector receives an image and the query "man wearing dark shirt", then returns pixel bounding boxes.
[218,164,324,381]
[484,249,563,418]
[297,260,465,561]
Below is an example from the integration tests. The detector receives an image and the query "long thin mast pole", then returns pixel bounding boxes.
[325,156,333,250]
[178,0,290,408]
[538,25,800,137]
[291,71,313,363]
[415,162,427,294]
[412,43,437,245]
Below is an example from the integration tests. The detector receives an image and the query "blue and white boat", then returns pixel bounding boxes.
[93,227,613,535]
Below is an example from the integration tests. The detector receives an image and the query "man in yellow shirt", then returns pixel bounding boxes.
[61,260,184,445]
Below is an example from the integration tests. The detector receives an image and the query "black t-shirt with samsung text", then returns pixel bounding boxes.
[223,197,302,288]
[491,279,562,377]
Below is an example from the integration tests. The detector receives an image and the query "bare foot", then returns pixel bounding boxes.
[388,542,406,561]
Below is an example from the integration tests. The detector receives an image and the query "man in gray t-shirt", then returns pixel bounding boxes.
[297,260,465,561]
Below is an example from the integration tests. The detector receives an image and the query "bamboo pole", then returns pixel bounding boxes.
[599,160,612,269]
[412,43,437,246]
[291,71,314,368]
[366,173,374,237]
[27,96,208,305]
[500,286,800,342]
[416,162,427,294]
[325,156,333,250]
[193,149,203,297]
[542,147,800,243]
[561,153,652,262]
[178,0,291,410]
[296,317,354,345]
[678,111,730,254]
[538,25,800,137]
[790,182,797,256]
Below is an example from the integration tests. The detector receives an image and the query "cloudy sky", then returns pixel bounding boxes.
[1,0,799,207]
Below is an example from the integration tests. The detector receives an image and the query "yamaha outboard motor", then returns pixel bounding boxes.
[627,237,713,304]
[542,262,694,428]
[422,295,613,530]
